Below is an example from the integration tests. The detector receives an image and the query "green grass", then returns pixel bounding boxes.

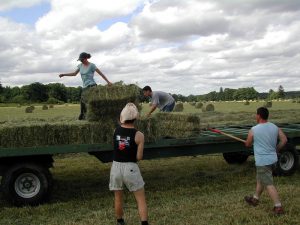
[0,104,79,123]
[0,101,300,225]
[0,154,299,225]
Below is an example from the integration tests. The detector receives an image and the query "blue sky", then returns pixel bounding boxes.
[0,0,299,95]
[0,2,50,25]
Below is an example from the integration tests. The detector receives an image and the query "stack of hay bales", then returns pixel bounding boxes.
[83,84,141,122]
[1,84,203,148]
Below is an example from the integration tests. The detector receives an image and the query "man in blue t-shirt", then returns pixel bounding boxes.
[245,107,287,215]
[59,52,112,120]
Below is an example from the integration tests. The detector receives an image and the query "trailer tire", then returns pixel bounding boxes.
[273,144,299,176]
[1,163,53,206]
[223,152,249,164]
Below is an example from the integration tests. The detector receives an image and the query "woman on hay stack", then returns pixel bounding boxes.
[59,52,112,120]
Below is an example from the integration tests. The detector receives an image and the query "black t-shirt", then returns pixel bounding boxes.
[113,126,138,162]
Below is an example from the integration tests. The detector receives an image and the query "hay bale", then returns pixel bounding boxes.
[42,105,48,110]
[263,101,272,108]
[153,113,201,138]
[29,105,35,110]
[0,120,117,148]
[173,102,184,112]
[25,106,33,113]
[83,84,141,122]
[195,102,203,109]
[202,104,215,112]
[49,104,54,108]
[244,101,250,105]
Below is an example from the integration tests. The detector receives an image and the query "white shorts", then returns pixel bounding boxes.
[109,161,145,192]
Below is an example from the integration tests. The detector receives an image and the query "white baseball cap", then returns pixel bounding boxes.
[120,103,139,123]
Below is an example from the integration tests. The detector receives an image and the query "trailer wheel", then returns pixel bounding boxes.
[223,152,249,164]
[274,144,299,176]
[1,163,53,206]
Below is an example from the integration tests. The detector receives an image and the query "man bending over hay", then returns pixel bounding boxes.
[142,85,175,117]
[109,103,149,225]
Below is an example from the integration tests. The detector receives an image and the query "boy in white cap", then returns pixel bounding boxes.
[109,103,149,225]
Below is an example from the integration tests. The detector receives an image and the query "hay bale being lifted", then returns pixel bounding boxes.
[82,84,141,122]
[153,113,201,138]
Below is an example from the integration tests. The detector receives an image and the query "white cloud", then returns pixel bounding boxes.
[0,0,48,11]
[36,0,142,36]
[0,0,300,95]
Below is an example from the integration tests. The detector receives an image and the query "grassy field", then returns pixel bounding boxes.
[0,101,300,225]
[0,154,299,225]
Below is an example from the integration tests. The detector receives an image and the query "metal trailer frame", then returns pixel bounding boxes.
[1,123,299,161]
[0,123,299,206]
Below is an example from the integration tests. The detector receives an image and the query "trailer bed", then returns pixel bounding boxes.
[1,123,299,161]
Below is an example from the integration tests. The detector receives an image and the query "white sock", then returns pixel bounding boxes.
[253,194,259,200]
[275,203,282,207]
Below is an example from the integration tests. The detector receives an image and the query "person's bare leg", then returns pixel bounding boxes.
[266,185,281,205]
[133,188,148,222]
[255,180,264,199]
[114,191,124,219]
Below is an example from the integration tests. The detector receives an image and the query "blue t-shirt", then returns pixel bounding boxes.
[77,63,97,88]
[251,122,279,166]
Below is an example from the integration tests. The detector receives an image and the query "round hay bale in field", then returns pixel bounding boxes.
[195,102,203,109]
[263,101,272,108]
[49,104,54,108]
[202,103,215,112]
[244,101,250,105]
[25,106,33,113]
[173,102,184,112]
[29,105,35,110]
[42,105,48,110]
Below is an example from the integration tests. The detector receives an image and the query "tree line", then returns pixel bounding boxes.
[172,85,297,102]
[0,82,82,104]
[0,82,299,104]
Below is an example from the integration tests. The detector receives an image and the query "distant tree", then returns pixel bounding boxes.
[218,87,224,101]
[21,82,48,102]
[277,85,285,99]
[47,83,67,102]
[223,88,236,101]
[66,86,82,102]
[0,82,3,94]
[205,91,218,101]
[233,87,258,100]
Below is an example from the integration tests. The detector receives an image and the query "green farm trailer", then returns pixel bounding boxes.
[0,123,299,206]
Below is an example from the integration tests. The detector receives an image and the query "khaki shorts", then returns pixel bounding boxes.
[109,161,145,192]
[256,164,275,186]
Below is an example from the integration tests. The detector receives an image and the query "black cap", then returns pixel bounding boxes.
[77,52,91,61]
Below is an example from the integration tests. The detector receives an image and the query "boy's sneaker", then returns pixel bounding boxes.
[273,206,284,215]
[117,221,125,225]
[244,195,259,206]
